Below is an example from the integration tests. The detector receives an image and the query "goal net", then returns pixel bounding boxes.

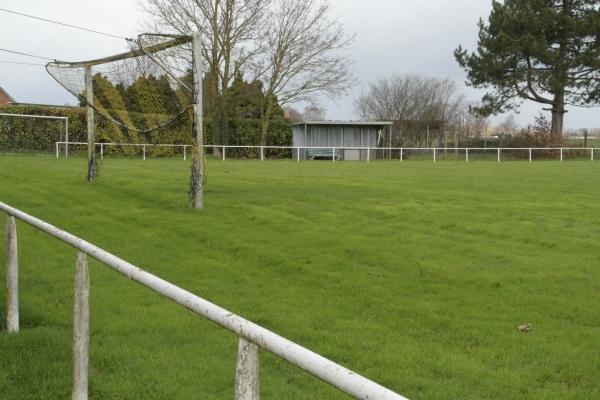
[45,32,205,209]
[46,34,195,157]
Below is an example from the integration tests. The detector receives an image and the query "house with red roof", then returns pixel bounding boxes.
[0,86,15,104]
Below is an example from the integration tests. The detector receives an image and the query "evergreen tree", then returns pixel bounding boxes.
[455,0,600,137]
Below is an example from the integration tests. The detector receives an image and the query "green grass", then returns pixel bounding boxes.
[1,156,599,399]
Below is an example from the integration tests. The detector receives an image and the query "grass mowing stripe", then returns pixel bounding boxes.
[0,157,599,399]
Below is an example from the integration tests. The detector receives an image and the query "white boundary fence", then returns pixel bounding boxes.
[1,202,408,400]
[0,113,70,157]
[56,142,598,163]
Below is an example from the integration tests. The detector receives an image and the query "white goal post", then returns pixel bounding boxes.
[0,112,70,157]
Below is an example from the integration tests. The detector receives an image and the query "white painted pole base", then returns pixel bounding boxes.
[234,337,259,400]
[5,216,19,333]
[72,252,89,400]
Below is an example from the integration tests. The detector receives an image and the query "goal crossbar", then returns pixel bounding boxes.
[49,35,191,68]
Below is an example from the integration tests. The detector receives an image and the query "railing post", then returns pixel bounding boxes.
[142,145,146,161]
[65,118,69,159]
[72,252,89,400]
[529,148,532,163]
[400,148,403,163]
[260,147,264,162]
[497,148,501,163]
[560,148,563,163]
[592,148,595,162]
[234,337,259,400]
[223,147,226,162]
[100,144,104,160]
[466,148,469,163]
[56,142,60,159]
[433,148,436,163]
[367,148,370,162]
[183,146,187,161]
[5,216,19,334]
[297,148,300,163]
[332,148,336,163]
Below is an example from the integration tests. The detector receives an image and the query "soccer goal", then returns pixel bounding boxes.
[0,112,69,156]
[46,32,205,208]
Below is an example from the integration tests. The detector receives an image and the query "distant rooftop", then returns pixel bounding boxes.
[0,86,15,104]
[293,120,392,126]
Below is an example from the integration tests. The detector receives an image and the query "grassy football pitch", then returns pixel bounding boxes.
[0,156,599,399]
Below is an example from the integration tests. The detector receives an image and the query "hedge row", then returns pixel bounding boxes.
[0,104,292,156]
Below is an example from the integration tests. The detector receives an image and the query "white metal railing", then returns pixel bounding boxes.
[1,202,408,400]
[55,142,598,163]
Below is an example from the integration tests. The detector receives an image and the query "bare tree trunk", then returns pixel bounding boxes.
[259,95,274,147]
[550,107,565,139]
[550,86,566,139]
[550,0,570,140]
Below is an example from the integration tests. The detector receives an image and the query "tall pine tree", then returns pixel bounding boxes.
[455,0,600,137]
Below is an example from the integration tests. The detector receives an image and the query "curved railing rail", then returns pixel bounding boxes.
[55,141,597,163]
[1,202,408,400]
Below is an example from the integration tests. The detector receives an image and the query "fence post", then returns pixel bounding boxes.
[56,142,60,159]
[332,148,336,163]
[142,145,146,161]
[400,148,403,163]
[466,148,469,163]
[592,149,595,162]
[65,119,69,159]
[183,146,187,161]
[100,144,104,160]
[560,148,563,163]
[497,148,501,163]
[367,148,370,162]
[529,148,532,163]
[297,148,300,163]
[234,337,259,400]
[5,216,18,334]
[223,147,226,162]
[73,252,89,400]
[433,148,436,163]
[260,147,264,162]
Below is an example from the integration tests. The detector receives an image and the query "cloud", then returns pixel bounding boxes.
[0,0,597,129]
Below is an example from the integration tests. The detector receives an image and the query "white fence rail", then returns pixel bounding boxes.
[55,142,598,163]
[1,202,408,400]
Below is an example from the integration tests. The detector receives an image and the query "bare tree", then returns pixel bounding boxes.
[302,105,327,121]
[355,75,465,145]
[283,105,303,122]
[499,114,519,136]
[140,0,269,112]
[253,0,354,145]
[355,75,465,124]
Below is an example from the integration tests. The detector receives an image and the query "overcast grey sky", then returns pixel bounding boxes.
[0,0,597,129]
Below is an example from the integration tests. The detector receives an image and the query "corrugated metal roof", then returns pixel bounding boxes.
[293,120,392,126]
